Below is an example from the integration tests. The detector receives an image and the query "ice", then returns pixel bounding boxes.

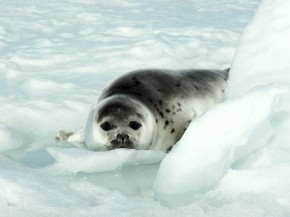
[47,147,166,173]
[0,123,23,152]
[154,0,290,213]
[3,0,285,216]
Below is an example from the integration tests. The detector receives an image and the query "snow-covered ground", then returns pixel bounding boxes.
[4,0,290,216]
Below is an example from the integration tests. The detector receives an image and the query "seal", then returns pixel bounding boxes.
[57,68,229,152]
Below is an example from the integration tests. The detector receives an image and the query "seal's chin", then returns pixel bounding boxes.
[110,140,134,149]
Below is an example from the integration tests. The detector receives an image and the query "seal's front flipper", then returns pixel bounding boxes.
[56,130,75,141]
[56,130,86,148]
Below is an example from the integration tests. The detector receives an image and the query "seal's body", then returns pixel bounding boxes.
[57,69,229,152]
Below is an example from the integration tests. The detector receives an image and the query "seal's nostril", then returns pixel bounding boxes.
[111,134,133,149]
[116,134,129,143]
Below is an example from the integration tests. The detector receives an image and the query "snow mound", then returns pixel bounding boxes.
[0,123,23,152]
[226,0,290,98]
[47,147,166,173]
[154,86,289,195]
[154,0,290,209]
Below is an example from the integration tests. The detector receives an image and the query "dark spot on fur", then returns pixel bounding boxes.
[166,109,171,113]
[177,108,182,112]
[159,111,164,118]
[184,128,187,131]
[164,120,169,129]
[155,119,158,123]
[167,146,173,153]
[136,113,142,118]
[177,102,181,107]
[159,100,163,106]
[157,108,161,115]
[171,129,175,134]
[187,120,192,123]
[173,112,176,115]
[157,89,161,92]
[176,82,181,87]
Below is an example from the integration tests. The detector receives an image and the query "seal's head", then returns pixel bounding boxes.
[85,95,155,151]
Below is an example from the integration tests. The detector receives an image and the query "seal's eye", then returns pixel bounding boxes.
[100,122,114,131]
[129,121,142,130]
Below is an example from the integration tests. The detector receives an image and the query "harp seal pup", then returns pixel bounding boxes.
[57,68,229,152]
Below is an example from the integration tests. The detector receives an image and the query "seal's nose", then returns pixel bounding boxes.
[116,133,129,143]
[110,134,133,149]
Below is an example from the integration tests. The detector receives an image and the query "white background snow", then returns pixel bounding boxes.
[1,0,290,216]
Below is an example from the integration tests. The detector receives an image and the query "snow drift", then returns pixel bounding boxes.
[154,0,290,212]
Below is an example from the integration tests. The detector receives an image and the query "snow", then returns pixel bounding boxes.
[47,147,165,173]
[5,0,290,216]
[226,0,290,98]
[0,123,23,152]
[154,85,290,197]
[154,0,290,213]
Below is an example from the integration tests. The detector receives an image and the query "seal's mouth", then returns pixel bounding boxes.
[109,133,134,150]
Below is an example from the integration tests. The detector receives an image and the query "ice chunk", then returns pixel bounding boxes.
[47,147,166,173]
